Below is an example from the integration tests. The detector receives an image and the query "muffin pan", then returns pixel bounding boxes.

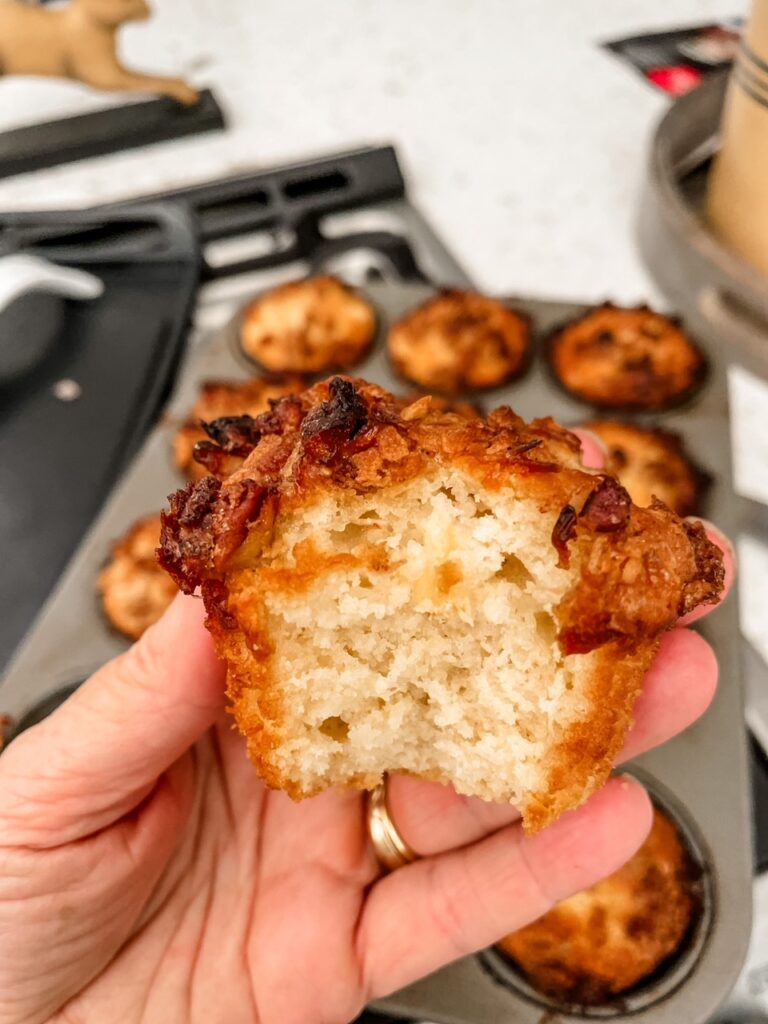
[0,280,752,1024]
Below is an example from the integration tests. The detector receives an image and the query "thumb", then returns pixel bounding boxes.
[0,594,225,845]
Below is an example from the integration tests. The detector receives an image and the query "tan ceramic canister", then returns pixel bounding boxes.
[707,1,768,276]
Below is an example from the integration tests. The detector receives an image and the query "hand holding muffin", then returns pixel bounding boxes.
[0,415,731,1024]
[160,377,722,831]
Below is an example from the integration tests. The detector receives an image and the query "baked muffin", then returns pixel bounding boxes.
[159,378,722,832]
[497,807,701,1005]
[240,276,375,373]
[548,304,706,410]
[174,375,305,481]
[388,290,530,394]
[98,514,177,641]
[584,421,708,517]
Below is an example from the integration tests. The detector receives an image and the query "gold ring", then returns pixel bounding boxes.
[366,776,419,872]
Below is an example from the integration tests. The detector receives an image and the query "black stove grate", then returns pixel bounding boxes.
[0,146,427,671]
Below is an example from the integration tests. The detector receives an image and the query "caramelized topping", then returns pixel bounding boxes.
[551,478,631,569]
[301,377,370,462]
[202,415,264,456]
[552,505,578,568]
[581,477,632,533]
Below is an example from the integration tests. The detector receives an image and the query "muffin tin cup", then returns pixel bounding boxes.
[542,307,712,417]
[0,281,753,1023]
[2,684,81,746]
[479,769,715,1021]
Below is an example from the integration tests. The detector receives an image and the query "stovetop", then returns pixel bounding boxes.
[2,144,767,1023]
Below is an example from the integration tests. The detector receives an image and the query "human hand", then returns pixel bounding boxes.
[0,436,733,1024]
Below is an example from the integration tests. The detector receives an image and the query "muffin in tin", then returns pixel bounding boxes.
[98,514,177,641]
[585,420,709,517]
[240,275,376,374]
[388,289,531,395]
[497,807,702,1006]
[174,374,305,481]
[548,303,706,410]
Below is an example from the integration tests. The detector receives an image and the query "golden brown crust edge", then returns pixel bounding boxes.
[173,374,306,481]
[99,513,177,640]
[158,377,724,829]
[523,637,659,832]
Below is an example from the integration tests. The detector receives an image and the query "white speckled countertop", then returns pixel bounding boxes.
[0,0,765,657]
[0,0,745,299]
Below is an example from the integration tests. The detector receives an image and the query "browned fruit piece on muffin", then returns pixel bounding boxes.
[402,392,482,419]
[159,377,723,832]
[240,275,375,373]
[98,514,177,641]
[548,304,706,410]
[174,375,305,481]
[585,420,709,518]
[497,807,701,1005]
[388,289,531,394]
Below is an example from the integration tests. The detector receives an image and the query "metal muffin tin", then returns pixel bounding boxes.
[0,280,753,1024]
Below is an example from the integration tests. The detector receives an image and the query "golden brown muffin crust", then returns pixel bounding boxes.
[174,375,305,481]
[584,420,708,517]
[498,808,702,1005]
[388,289,531,394]
[240,275,375,374]
[548,304,707,410]
[98,514,177,641]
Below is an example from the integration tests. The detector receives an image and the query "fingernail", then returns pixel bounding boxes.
[577,428,609,456]
[571,427,609,470]
[612,769,643,788]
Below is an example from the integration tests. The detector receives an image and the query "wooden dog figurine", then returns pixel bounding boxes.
[0,0,199,105]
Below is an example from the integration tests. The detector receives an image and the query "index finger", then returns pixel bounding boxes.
[0,594,226,845]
